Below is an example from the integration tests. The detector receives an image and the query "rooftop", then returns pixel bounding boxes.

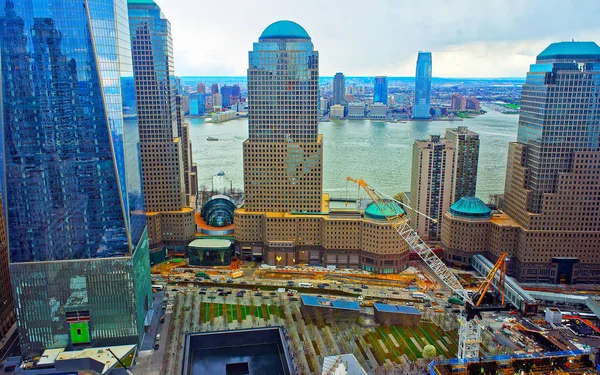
[374,303,421,315]
[322,354,368,375]
[188,238,232,249]
[537,41,600,61]
[259,20,310,40]
[364,201,405,221]
[448,197,492,218]
[301,295,360,311]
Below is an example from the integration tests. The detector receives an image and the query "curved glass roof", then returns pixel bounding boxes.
[449,197,492,218]
[201,195,236,227]
[537,41,600,60]
[364,201,405,220]
[259,20,310,40]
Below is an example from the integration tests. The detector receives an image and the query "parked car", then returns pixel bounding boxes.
[236,292,244,297]
[154,344,159,350]
[155,334,161,341]
[218,292,225,296]
[290,297,299,301]
[361,285,368,289]
[392,291,399,295]
[353,288,362,292]
[226,279,234,284]
[452,309,461,314]
[287,281,295,286]
[254,292,262,297]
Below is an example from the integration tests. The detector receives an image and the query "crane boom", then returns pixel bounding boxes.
[346,177,473,305]
[347,177,483,359]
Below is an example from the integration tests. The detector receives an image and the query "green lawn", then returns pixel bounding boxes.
[503,103,519,109]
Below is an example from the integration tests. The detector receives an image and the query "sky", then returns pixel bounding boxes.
[155,0,600,78]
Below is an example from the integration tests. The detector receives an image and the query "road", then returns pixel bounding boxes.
[0,330,20,375]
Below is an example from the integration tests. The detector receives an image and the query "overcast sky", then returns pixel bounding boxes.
[155,0,600,78]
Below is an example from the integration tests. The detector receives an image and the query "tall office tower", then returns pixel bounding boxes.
[128,0,195,249]
[413,51,432,119]
[465,96,480,111]
[0,0,151,356]
[446,126,480,201]
[176,95,193,205]
[232,84,241,99]
[501,41,600,282]
[409,135,455,241]
[189,92,206,116]
[221,85,233,107]
[333,72,345,105]
[197,82,206,93]
[0,196,14,342]
[213,93,223,107]
[211,83,220,95]
[243,20,322,212]
[373,76,388,105]
[450,93,466,110]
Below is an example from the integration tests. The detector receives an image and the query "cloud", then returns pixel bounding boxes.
[154,0,600,77]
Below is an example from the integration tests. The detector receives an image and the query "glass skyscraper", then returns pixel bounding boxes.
[413,51,432,119]
[373,76,388,105]
[0,0,151,355]
[221,85,233,108]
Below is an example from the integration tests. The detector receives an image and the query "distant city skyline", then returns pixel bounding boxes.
[155,0,600,77]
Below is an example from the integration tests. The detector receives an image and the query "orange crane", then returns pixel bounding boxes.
[474,252,507,307]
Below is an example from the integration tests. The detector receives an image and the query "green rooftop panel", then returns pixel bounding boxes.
[364,201,405,220]
[259,20,310,40]
[449,197,492,218]
[537,41,600,60]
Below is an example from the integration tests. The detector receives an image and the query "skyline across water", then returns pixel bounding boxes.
[188,109,518,201]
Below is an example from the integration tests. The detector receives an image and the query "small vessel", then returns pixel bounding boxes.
[207,137,218,141]
[390,118,398,123]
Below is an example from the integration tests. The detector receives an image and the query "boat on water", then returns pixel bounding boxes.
[390,118,398,123]
[207,137,218,141]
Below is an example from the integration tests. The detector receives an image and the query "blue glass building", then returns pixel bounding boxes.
[221,85,233,108]
[373,76,388,105]
[0,0,151,355]
[413,51,432,119]
[189,92,206,116]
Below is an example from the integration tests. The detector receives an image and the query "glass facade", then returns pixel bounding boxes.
[373,76,387,105]
[221,85,232,108]
[0,0,151,355]
[414,52,432,119]
[514,45,600,213]
[189,92,205,116]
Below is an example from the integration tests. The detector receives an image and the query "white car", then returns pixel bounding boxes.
[156,334,161,341]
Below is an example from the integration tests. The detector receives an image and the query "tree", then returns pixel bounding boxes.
[422,344,436,359]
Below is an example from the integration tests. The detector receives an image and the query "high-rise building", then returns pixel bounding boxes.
[442,42,600,283]
[450,93,466,110]
[0,196,14,343]
[189,92,206,116]
[446,126,480,201]
[333,72,345,105]
[0,0,152,356]
[213,93,223,108]
[465,96,480,111]
[373,76,388,105]
[409,135,455,241]
[234,21,409,272]
[221,85,233,108]
[176,95,194,205]
[197,82,206,94]
[128,0,195,249]
[211,83,219,95]
[232,84,241,99]
[413,51,432,119]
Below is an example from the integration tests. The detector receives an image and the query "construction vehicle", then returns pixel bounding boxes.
[347,177,508,359]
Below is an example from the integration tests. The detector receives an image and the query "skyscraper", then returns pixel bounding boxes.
[197,82,206,93]
[373,76,388,105]
[128,0,196,249]
[0,0,151,355]
[189,92,206,116]
[234,21,408,271]
[0,196,14,343]
[211,83,220,95]
[409,135,455,241]
[442,42,600,283]
[242,20,322,212]
[333,72,345,105]
[413,51,432,119]
[446,126,480,201]
[221,85,233,107]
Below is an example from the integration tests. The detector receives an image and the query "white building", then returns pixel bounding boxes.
[330,104,345,119]
[347,103,366,119]
[322,354,367,375]
[369,103,387,119]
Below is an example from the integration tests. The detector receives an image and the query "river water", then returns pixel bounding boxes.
[187,110,518,200]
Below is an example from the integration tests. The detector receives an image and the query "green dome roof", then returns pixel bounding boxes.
[259,21,310,40]
[537,41,600,61]
[365,201,405,221]
[449,197,491,218]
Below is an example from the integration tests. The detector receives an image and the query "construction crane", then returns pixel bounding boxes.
[473,252,507,308]
[347,177,507,359]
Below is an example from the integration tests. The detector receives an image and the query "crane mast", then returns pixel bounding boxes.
[347,177,482,359]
